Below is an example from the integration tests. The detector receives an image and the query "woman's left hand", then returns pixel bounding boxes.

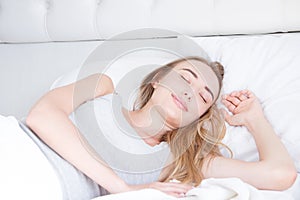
[221,90,265,129]
[218,89,297,190]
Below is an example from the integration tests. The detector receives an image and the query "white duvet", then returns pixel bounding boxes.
[0,115,63,200]
[0,113,299,200]
[0,111,298,200]
[93,177,296,200]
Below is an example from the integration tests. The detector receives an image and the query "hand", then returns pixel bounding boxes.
[148,181,193,198]
[128,181,192,198]
[221,90,265,129]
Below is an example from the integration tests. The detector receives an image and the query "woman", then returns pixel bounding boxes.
[26,56,296,198]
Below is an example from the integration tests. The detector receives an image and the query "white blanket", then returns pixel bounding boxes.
[0,115,63,200]
[1,115,297,200]
[93,178,294,200]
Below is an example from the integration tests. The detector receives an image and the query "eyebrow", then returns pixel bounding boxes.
[205,86,214,101]
[182,68,214,101]
[182,68,198,79]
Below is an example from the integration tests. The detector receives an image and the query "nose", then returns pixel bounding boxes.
[183,91,192,102]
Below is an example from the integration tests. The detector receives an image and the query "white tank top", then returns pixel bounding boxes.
[70,92,170,185]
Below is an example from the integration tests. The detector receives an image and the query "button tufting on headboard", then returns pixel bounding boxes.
[0,0,299,43]
[44,0,52,10]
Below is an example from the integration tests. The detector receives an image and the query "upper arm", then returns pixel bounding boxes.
[28,73,114,116]
[201,156,296,190]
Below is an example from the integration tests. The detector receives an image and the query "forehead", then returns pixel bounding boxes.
[173,59,220,98]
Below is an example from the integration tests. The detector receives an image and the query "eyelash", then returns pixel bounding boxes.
[180,75,190,84]
[200,93,207,104]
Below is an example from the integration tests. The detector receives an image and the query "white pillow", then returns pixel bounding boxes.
[51,33,300,172]
[50,50,179,109]
[195,33,300,171]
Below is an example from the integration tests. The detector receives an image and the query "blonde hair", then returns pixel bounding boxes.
[134,56,228,186]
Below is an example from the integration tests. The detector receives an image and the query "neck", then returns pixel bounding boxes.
[122,103,172,147]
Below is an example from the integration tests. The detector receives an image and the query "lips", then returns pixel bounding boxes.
[171,93,188,112]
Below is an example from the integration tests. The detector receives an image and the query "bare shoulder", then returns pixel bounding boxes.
[29,73,115,115]
[71,73,115,97]
[93,73,114,96]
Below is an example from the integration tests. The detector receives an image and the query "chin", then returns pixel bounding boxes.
[164,115,182,129]
[166,115,195,129]
[165,112,198,129]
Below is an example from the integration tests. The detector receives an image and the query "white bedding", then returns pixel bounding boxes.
[1,33,299,200]
[0,111,298,200]
[92,177,298,200]
[0,115,63,200]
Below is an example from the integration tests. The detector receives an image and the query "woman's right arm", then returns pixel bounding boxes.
[26,73,191,196]
[26,73,131,193]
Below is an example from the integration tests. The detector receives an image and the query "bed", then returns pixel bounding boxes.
[0,0,299,199]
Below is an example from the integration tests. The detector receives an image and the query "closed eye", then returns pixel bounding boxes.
[180,75,190,84]
[199,93,207,104]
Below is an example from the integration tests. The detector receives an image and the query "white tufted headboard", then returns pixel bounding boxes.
[1,0,300,118]
[0,0,300,43]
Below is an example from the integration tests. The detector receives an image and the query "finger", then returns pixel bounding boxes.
[167,182,192,191]
[241,89,255,99]
[222,99,236,113]
[160,187,187,196]
[166,192,184,198]
[230,90,250,101]
[229,91,239,97]
[222,98,236,113]
[224,95,241,107]
[163,184,192,195]
[151,182,191,192]
[236,92,249,101]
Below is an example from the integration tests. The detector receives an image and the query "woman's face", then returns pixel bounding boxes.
[150,59,220,129]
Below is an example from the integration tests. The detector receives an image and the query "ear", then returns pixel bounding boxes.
[151,80,159,89]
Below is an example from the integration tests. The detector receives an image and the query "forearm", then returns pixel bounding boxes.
[26,105,129,194]
[246,115,294,165]
[244,115,297,189]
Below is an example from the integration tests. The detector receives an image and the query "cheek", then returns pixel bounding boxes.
[151,88,184,127]
[151,88,179,114]
[191,99,211,118]
[198,104,209,116]
[181,108,202,126]
[151,87,170,104]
